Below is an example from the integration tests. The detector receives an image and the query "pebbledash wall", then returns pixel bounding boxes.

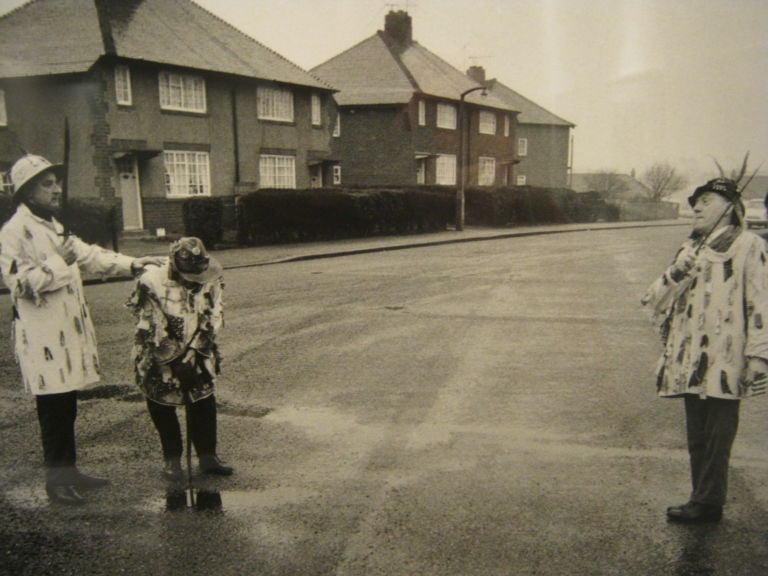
[515,123,571,189]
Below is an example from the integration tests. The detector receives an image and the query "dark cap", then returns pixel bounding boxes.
[688,178,740,207]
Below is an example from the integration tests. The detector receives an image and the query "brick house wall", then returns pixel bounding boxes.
[332,96,517,188]
[331,106,416,186]
[1,58,335,235]
[0,72,106,200]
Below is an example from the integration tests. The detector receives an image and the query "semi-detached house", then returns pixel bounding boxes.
[466,66,574,189]
[311,11,520,189]
[0,0,337,235]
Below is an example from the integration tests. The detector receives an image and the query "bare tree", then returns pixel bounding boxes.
[585,171,630,197]
[640,162,687,201]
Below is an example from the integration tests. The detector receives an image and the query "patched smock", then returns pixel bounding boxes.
[0,204,135,395]
[643,229,768,399]
[127,263,223,406]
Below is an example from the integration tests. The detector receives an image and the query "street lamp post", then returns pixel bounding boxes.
[456,85,486,231]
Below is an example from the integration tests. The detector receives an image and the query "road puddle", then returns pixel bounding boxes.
[141,485,317,514]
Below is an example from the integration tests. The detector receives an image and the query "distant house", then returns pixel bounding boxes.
[0,0,336,234]
[466,66,574,189]
[311,11,519,188]
[570,172,651,200]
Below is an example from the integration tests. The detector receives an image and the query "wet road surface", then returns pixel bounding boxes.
[0,225,766,575]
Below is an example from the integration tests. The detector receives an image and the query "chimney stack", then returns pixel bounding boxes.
[384,10,413,47]
[466,65,486,84]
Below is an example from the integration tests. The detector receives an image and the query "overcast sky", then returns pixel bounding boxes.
[1,0,766,183]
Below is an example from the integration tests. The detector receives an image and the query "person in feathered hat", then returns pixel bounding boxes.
[0,154,163,506]
[642,176,768,523]
[128,237,233,480]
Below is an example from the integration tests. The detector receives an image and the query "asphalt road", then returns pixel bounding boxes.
[0,225,766,575]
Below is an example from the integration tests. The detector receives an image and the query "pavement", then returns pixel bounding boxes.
[116,219,689,269]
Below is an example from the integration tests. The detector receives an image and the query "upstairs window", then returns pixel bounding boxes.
[333,114,341,137]
[257,86,294,122]
[311,93,322,126]
[260,154,296,189]
[518,137,528,157]
[159,71,206,113]
[418,100,426,126]
[478,111,496,135]
[0,89,6,127]
[436,103,457,130]
[436,154,456,185]
[504,115,510,137]
[478,156,496,186]
[115,65,132,105]
[164,151,210,197]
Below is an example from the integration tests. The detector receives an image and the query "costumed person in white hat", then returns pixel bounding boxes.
[128,236,233,480]
[642,177,768,523]
[0,154,163,505]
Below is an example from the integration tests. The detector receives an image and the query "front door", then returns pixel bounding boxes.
[116,156,143,230]
[310,164,322,188]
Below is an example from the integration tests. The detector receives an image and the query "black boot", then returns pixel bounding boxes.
[199,455,233,476]
[667,501,723,523]
[46,484,86,506]
[163,458,183,481]
[69,469,110,489]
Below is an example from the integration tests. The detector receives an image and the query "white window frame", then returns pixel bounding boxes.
[332,165,342,185]
[478,156,496,186]
[478,111,496,135]
[311,93,322,126]
[436,103,457,130]
[0,89,6,127]
[333,114,341,137]
[504,115,510,137]
[115,65,132,106]
[163,151,211,197]
[257,86,294,122]
[259,154,296,189]
[436,154,457,185]
[1,170,13,194]
[418,99,426,126]
[159,71,206,113]
[516,175,527,186]
[518,137,528,157]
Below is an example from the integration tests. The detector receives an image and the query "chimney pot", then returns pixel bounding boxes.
[384,10,413,46]
[467,65,486,84]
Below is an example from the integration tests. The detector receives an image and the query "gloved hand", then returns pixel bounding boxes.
[745,357,768,396]
[57,236,78,266]
[667,246,697,283]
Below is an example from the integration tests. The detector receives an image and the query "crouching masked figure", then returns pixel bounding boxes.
[128,237,233,480]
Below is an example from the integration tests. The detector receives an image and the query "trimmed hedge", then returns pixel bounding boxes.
[236,188,453,245]
[0,195,119,247]
[465,187,620,226]
[182,196,224,248]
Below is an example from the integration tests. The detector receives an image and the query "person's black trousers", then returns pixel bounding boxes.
[146,394,217,460]
[35,391,78,486]
[684,395,740,507]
